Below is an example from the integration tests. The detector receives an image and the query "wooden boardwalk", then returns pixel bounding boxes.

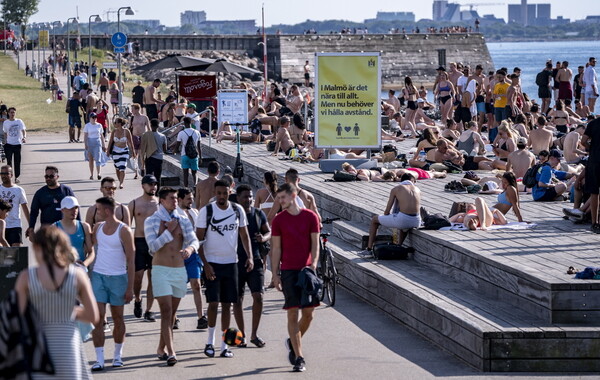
[164,138,600,371]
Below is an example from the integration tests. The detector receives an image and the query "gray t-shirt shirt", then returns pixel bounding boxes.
[151,131,167,160]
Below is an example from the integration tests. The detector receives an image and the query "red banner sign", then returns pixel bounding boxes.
[178,75,217,98]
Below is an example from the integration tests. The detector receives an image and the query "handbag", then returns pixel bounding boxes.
[372,243,413,260]
[127,157,138,171]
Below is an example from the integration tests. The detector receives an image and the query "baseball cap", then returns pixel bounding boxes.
[141,174,158,184]
[186,103,197,109]
[417,98,425,103]
[517,136,527,145]
[549,149,563,159]
[60,196,79,209]
[89,112,97,118]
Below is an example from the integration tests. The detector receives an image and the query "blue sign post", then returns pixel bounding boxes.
[111,32,127,48]
[111,32,127,117]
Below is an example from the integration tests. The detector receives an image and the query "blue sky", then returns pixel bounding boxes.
[29,0,597,27]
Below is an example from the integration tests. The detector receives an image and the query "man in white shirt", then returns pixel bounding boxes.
[195,180,253,359]
[2,107,26,182]
[0,165,29,246]
[584,57,598,113]
[175,117,201,188]
[184,103,201,130]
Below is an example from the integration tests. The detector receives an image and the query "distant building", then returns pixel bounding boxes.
[433,0,480,22]
[372,11,416,22]
[579,15,600,23]
[180,10,207,26]
[507,1,555,26]
[481,14,506,24]
[125,19,161,28]
[198,20,256,34]
[432,0,449,22]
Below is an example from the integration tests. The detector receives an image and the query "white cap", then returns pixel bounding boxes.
[483,181,498,191]
[60,196,79,209]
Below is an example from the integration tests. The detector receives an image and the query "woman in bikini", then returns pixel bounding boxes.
[289,113,309,147]
[402,76,420,138]
[342,163,387,182]
[442,119,460,142]
[449,197,508,231]
[491,120,516,171]
[408,127,440,168]
[486,171,524,222]
[434,71,455,125]
[548,100,574,135]
[107,117,135,189]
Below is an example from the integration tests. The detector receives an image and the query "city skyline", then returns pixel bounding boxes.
[27,0,597,27]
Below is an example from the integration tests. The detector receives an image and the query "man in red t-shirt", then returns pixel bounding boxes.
[271,183,320,373]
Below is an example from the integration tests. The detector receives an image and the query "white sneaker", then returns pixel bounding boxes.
[563,208,584,218]
[358,250,373,258]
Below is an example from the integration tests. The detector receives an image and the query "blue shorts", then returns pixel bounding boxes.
[476,102,486,114]
[91,272,128,306]
[181,155,199,171]
[184,252,203,280]
[494,107,507,123]
[152,265,187,298]
[69,115,82,128]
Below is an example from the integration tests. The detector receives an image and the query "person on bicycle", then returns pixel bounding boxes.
[232,184,271,348]
[271,183,320,372]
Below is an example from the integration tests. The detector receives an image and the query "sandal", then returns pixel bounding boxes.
[89,175,93,180]
[204,344,215,357]
[250,337,266,348]
[157,353,168,361]
[91,362,104,372]
[237,337,247,348]
[112,359,124,368]
[220,349,234,358]
[166,356,177,366]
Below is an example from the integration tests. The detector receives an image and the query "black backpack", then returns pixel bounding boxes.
[535,71,547,87]
[184,129,199,159]
[333,170,357,182]
[522,163,545,188]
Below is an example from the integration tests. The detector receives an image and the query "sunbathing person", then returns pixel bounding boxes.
[271,116,296,156]
[389,167,447,180]
[408,127,439,168]
[528,116,555,155]
[449,197,508,230]
[456,121,487,156]
[216,121,235,142]
[479,172,524,222]
[491,121,516,170]
[341,163,389,182]
[506,136,536,179]
[561,125,588,164]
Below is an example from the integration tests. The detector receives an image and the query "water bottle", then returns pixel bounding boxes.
[419,151,426,161]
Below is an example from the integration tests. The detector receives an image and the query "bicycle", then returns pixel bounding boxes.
[317,217,340,306]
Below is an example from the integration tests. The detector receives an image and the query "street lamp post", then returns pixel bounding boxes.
[88,14,101,84]
[2,3,7,56]
[117,6,134,116]
[51,21,62,72]
[66,17,77,100]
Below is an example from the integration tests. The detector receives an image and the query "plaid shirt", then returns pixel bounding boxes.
[144,205,199,255]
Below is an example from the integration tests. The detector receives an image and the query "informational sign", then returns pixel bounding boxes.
[217,90,248,132]
[111,32,127,47]
[178,75,217,98]
[38,30,49,48]
[114,47,125,54]
[314,53,381,149]
[103,61,118,69]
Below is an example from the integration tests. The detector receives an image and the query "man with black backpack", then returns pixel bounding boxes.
[232,184,270,348]
[195,180,253,359]
[175,117,201,187]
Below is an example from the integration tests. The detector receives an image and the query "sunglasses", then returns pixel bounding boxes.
[0,172,10,175]
[44,174,56,179]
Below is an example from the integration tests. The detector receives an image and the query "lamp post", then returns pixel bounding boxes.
[2,2,7,56]
[51,21,62,72]
[88,14,101,82]
[66,17,77,100]
[117,6,134,116]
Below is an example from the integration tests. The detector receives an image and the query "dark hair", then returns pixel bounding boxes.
[530,104,539,113]
[446,119,456,128]
[538,149,550,157]
[158,186,177,200]
[400,173,414,182]
[537,116,546,126]
[45,166,59,173]
[277,183,297,194]
[285,168,299,183]
[214,179,230,188]
[100,176,116,186]
[7,107,16,112]
[555,100,564,111]
[264,170,278,196]
[503,172,518,190]
[292,113,305,129]
[177,187,192,199]
[96,196,116,209]
[221,174,234,188]
[564,98,572,107]
[0,199,12,212]
[150,118,160,129]
[114,117,126,126]
[183,116,192,126]
[404,76,413,86]
[423,128,438,145]
[236,184,252,197]
[207,161,220,175]
[515,114,525,124]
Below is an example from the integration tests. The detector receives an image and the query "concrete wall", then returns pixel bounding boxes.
[60,33,494,86]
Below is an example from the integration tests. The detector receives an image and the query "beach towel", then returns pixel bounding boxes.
[439,222,537,231]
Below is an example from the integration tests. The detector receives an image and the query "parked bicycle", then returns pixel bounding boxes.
[318,217,340,306]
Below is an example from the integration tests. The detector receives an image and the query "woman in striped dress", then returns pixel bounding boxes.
[14,226,99,379]
[107,117,135,189]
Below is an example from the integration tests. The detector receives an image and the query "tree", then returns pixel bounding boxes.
[2,0,40,39]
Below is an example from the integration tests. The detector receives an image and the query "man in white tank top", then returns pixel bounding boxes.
[90,196,135,372]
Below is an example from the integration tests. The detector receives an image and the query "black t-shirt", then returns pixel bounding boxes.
[68,98,81,117]
[132,85,145,105]
[237,207,267,261]
[574,73,582,92]
[584,118,600,163]
[108,71,117,81]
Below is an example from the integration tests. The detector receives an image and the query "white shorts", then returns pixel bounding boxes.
[152,265,187,298]
[378,212,421,231]
[585,89,598,102]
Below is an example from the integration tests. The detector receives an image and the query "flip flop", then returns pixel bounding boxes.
[166,356,177,366]
[157,353,168,361]
[250,337,266,348]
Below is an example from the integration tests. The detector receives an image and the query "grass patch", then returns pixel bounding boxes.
[0,53,67,133]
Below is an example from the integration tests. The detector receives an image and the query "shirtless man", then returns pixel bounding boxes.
[86,90,99,120]
[195,161,220,209]
[448,62,463,88]
[128,175,159,321]
[286,85,304,115]
[85,177,131,228]
[562,125,588,164]
[267,168,321,224]
[387,90,401,113]
[469,64,487,129]
[272,116,295,157]
[144,79,164,121]
[144,187,199,365]
[303,60,310,87]
[506,137,536,179]
[557,61,574,101]
[528,117,554,155]
[434,139,465,168]
[130,104,150,178]
[365,173,421,252]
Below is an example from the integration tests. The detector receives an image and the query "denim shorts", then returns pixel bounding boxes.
[91,272,128,306]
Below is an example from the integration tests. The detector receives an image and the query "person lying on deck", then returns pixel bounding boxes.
[449,197,508,230]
